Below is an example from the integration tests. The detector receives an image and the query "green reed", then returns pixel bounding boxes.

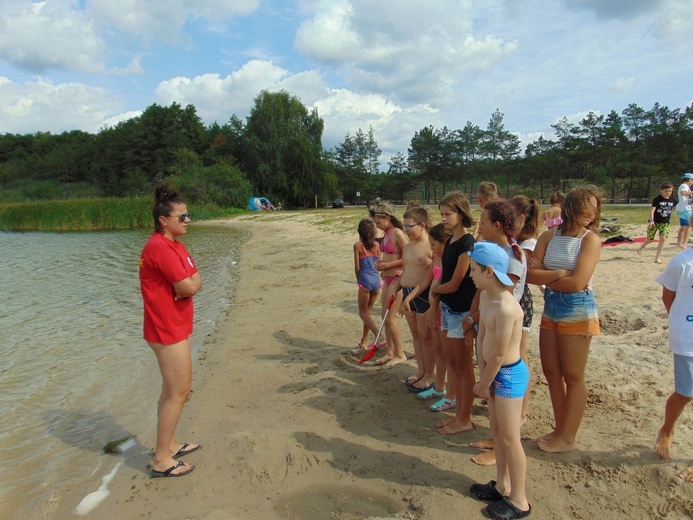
[0,198,231,231]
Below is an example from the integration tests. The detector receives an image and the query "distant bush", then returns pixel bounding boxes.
[167,164,252,209]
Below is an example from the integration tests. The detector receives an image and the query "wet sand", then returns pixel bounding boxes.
[73,212,692,520]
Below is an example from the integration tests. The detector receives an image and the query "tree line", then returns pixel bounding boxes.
[1,89,691,208]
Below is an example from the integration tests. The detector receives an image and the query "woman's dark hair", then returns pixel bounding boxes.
[358,219,378,251]
[510,195,541,242]
[153,184,184,232]
[438,191,475,229]
[428,223,449,243]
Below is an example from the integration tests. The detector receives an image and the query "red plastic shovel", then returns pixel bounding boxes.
[359,294,395,365]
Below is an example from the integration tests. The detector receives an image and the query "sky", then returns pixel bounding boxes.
[1,0,692,163]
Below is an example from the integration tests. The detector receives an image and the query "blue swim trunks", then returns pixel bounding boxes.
[493,358,530,398]
[679,209,691,227]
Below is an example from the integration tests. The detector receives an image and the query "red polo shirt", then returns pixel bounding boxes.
[139,232,197,344]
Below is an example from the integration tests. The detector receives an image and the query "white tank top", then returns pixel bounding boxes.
[543,229,592,291]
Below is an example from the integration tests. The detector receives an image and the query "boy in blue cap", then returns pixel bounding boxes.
[467,242,531,519]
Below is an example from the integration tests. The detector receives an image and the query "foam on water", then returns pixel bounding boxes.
[73,462,122,516]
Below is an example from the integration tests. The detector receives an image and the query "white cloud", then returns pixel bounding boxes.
[0,77,124,134]
[610,77,635,93]
[154,60,325,123]
[99,110,142,130]
[0,0,106,73]
[295,0,518,104]
[86,0,260,43]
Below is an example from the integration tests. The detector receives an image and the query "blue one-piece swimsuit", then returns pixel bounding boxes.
[358,243,381,292]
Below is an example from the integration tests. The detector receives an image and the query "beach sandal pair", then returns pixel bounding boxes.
[429,397,456,412]
[173,442,200,459]
[416,387,445,400]
[405,380,434,394]
[485,497,532,519]
[470,481,531,519]
[150,460,195,478]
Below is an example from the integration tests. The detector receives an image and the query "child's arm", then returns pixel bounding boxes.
[647,204,656,225]
[526,231,570,286]
[353,242,361,282]
[398,264,433,314]
[435,253,470,295]
[462,289,480,335]
[546,232,601,292]
[426,281,440,328]
[474,304,517,396]
[662,287,676,314]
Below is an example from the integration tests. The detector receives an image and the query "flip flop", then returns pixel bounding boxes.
[150,460,195,478]
[173,443,201,459]
[485,497,532,519]
[417,387,445,400]
[429,397,456,412]
[470,480,504,502]
[407,382,435,394]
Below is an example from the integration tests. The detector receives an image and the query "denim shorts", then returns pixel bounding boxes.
[540,288,600,336]
[493,358,530,398]
[679,210,691,227]
[674,354,693,397]
[440,302,467,339]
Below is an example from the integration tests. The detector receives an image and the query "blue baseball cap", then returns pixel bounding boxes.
[468,241,514,287]
[683,173,693,180]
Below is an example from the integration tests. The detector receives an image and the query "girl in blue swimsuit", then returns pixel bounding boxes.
[354,219,383,350]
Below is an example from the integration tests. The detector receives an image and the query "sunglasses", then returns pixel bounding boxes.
[373,212,389,217]
[175,213,191,222]
[403,222,423,230]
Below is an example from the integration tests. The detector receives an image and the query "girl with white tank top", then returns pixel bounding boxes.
[526,185,602,455]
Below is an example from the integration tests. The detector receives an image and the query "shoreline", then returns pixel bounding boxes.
[68,213,691,519]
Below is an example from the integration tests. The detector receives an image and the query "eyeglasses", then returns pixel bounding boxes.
[403,223,423,230]
[174,213,191,222]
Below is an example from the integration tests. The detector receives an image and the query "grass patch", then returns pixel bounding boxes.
[0,198,234,231]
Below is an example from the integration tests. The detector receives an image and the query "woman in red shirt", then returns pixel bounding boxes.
[139,184,202,477]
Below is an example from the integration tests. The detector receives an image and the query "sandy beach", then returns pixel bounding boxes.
[81,211,691,520]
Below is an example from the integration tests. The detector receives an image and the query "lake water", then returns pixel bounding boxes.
[0,225,246,518]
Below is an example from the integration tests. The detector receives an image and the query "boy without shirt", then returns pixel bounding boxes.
[390,207,436,390]
[468,242,531,520]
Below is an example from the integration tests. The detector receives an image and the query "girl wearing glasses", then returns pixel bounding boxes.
[139,184,202,477]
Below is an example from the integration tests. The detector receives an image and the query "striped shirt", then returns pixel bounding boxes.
[543,229,593,291]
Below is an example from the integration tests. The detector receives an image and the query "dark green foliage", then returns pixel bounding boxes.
[167,164,252,209]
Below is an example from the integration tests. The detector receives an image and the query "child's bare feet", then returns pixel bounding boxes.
[471,449,496,466]
[537,436,575,453]
[636,247,643,256]
[435,416,456,429]
[437,419,474,435]
[384,355,407,366]
[654,258,663,264]
[470,438,494,450]
[535,430,557,444]
[679,466,693,482]
[654,429,673,459]
[374,354,392,365]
